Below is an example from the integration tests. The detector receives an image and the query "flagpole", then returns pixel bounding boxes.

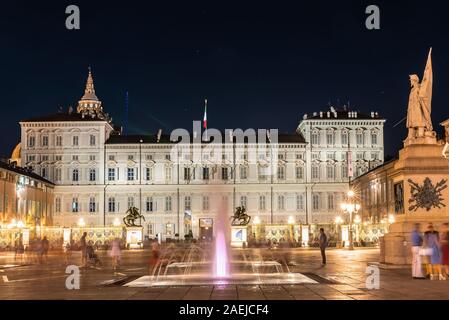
[204,98,208,141]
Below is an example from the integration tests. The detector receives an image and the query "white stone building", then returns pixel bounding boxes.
[17,71,385,240]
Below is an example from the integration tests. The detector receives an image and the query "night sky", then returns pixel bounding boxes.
[1,0,449,158]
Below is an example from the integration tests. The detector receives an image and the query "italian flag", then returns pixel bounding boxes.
[203,99,208,129]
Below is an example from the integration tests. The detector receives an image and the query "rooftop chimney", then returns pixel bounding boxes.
[157,129,162,143]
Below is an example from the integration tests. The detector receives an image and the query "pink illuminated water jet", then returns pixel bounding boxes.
[213,194,230,278]
[214,231,229,278]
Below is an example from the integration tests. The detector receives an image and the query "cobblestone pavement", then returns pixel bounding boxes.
[1,248,448,300]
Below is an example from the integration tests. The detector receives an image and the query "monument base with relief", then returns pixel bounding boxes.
[381,140,449,264]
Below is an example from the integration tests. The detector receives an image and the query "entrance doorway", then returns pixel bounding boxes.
[199,218,213,241]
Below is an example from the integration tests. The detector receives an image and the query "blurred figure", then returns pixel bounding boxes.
[319,228,328,266]
[41,236,49,264]
[79,232,88,267]
[440,223,449,278]
[63,241,71,265]
[423,223,444,280]
[411,223,425,279]
[14,235,25,263]
[109,238,122,271]
[35,238,43,264]
[149,240,160,275]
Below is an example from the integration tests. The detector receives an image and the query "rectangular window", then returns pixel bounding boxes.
[165,196,172,212]
[296,166,304,180]
[326,132,334,145]
[108,168,115,181]
[356,132,364,145]
[259,195,266,211]
[72,198,79,213]
[72,169,79,182]
[56,136,63,147]
[277,166,285,180]
[184,196,191,211]
[146,197,154,212]
[258,166,268,181]
[312,194,320,211]
[72,155,78,161]
[240,196,247,208]
[328,194,335,210]
[128,155,134,161]
[41,167,47,178]
[55,168,62,181]
[90,135,96,146]
[342,165,349,179]
[89,168,96,182]
[312,166,319,180]
[42,136,49,147]
[146,154,153,160]
[165,167,172,182]
[109,155,115,161]
[127,197,134,209]
[371,133,378,145]
[202,167,210,180]
[311,132,319,145]
[278,195,285,211]
[341,133,348,145]
[108,198,116,213]
[89,155,96,161]
[184,167,191,181]
[165,154,171,161]
[55,155,62,161]
[55,198,61,213]
[202,196,209,211]
[146,167,153,181]
[89,197,96,213]
[28,136,35,148]
[73,136,79,146]
[240,166,248,180]
[222,167,229,180]
[296,194,304,211]
[327,166,335,180]
[127,168,135,181]
[165,223,174,235]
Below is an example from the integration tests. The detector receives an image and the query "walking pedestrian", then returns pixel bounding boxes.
[411,223,425,279]
[319,228,328,266]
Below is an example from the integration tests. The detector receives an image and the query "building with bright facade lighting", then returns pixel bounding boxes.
[0,161,55,248]
[14,70,385,241]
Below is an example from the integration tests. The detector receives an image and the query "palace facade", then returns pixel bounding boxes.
[15,70,385,240]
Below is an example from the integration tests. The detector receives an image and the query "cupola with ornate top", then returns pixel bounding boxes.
[76,67,111,121]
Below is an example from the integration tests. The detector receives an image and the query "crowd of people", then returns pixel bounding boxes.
[411,223,449,280]
[14,235,50,264]
[12,232,123,272]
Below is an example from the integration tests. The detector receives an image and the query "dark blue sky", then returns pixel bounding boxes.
[1,0,449,157]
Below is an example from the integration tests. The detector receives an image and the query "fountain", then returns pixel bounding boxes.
[124,192,318,287]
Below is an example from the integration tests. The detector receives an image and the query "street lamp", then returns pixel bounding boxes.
[340,190,361,250]
[77,217,86,227]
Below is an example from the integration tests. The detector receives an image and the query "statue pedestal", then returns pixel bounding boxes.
[230,226,248,248]
[125,227,143,249]
[382,141,449,264]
